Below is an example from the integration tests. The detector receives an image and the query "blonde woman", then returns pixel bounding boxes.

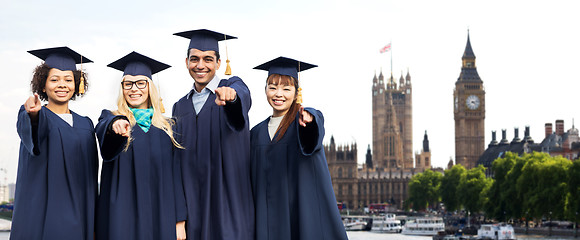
[95,52,186,240]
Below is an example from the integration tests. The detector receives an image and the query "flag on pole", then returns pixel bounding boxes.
[379,43,391,53]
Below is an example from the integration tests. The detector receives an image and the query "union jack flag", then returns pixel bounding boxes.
[379,43,391,53]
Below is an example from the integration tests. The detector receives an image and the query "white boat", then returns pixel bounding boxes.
[477,223,516,240]
[401,217,445,236]
[371,213,402,233]
[342,216,370,231]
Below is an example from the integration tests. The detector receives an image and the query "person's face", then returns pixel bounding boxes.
[122,75,150,109]
[186,48,221,87]
[265,82,296,117]
[44,68,75,105]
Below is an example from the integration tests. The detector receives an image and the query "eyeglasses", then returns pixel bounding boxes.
[121,80,148,90]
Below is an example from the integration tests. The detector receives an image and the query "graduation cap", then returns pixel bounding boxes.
[28,46,93,94]
[253,56,317,104]
[253,56,317,80]
[107,51,171,79]
[28,46,92,71]
[174,29,236,52]
[174,29,236,75]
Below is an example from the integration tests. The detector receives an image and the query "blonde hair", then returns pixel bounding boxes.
[113,75,183,150]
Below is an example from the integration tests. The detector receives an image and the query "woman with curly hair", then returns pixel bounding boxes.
[12,47,98,240]
[95,52,187,240]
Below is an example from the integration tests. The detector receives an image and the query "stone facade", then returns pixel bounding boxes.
[325,137,414,210]
[372,70,413,169]
[454,32,486,169]
[415,131,431,171]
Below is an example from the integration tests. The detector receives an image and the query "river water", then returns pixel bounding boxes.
[0,231,574,239]
[346,231,576,240]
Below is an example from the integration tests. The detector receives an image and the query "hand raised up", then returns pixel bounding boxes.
[298,106,313,127]
[214,86,237,106]
[112,119,131,138]
[24,93,42,114]
[24,93,42,121]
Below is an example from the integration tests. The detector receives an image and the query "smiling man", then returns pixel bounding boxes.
[172,29,254,240]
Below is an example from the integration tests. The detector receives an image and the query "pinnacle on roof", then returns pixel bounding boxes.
[463,31,476,59]
[423,130,430,152]
[399,73,404,85]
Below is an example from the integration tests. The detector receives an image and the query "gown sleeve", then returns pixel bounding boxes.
[95,109,129,161]
[172,143,188,222]
[298,107,324,156]
[222,76,251,131]
[17,105,49,156]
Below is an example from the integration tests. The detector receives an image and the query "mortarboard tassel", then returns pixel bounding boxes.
[296,61,302,104]
[224,34,232,75]
[158,78,166,113]
[79,76,85,94]
[79,59,85,94]
[225,59,232,75]
[296,87,303,104]
[159,97,166,113]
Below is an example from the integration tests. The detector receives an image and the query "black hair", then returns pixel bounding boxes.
[30,63,88,101]
[187,49,220,60]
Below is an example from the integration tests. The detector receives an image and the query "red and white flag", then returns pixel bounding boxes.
[379,43,391,53]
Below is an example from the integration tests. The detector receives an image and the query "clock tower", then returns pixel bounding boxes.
[454,32,485,169]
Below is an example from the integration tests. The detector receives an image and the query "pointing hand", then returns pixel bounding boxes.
[112,119,131,138]
[298,106,313,127]
[24,93,42,114]
[214,86,237,106]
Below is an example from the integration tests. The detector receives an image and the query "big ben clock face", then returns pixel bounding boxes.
[466,95,480,110]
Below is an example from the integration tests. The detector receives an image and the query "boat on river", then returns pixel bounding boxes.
[370,213,402,233]
[342,215,372,231]
[476,223,516,240]
[401,217,445,236]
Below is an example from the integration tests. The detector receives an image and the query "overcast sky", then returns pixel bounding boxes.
[1,0,579,183]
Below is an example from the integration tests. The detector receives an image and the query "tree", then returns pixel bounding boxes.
[518,153,571,220]
[484,152,517,221]
[501,152,528,220]
[440,164,466,212]
[407,169,442,211]
[457,165,491,214]
[566,160,580,221]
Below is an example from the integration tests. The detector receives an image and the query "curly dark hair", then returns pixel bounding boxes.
[30,63,89,101]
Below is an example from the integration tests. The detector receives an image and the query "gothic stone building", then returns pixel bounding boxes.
[325,137,416,210]
[372,69,413,169]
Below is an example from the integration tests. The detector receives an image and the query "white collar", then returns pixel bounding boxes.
[191,74,221,94]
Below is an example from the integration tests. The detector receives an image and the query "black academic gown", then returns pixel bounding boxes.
[250,108,348,240]
[12,106,98,240]
[95,110,187,240]
[172,76,254,240]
